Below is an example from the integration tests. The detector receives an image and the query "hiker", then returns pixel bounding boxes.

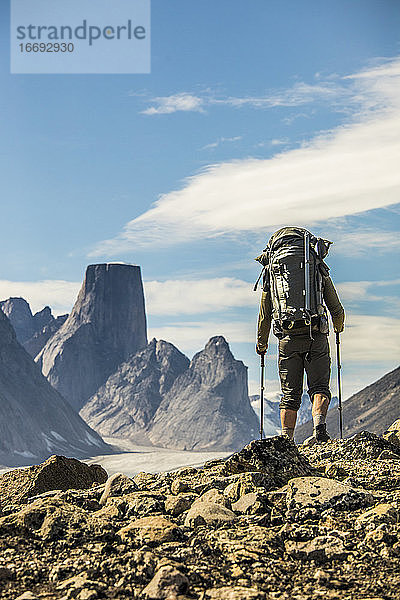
[255,227,345,442]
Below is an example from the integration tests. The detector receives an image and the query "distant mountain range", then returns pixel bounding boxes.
[295,366,400,442]
[1,264,259,462]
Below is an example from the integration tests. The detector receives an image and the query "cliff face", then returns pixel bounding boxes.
[295,366,400,442]
[36,264,148,411]
[0,310,109,467]
[0,297,38,342]
[80,339,190,438]
[23,314,68,358]
[148,336,259,451]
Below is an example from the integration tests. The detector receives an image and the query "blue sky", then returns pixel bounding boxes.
[1,0,399,400]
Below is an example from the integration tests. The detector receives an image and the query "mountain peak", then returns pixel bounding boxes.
[36,263,148,411]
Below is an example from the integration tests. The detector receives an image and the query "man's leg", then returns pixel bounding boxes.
[306,332,332,442]
[278,336,304,440]
[280,408,297,440]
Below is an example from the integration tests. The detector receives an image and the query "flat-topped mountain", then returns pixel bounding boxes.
[0,309,109,467]
[80,339,190,438]
[295,366,400,442]
[36,264,148,411]
[148,336,259,451]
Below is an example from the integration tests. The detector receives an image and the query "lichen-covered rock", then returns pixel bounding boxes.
[221,437,314,480]
[164,493,196,517]
[383,419,400,448]
[140,565,189,599]
[356,503,398,527]
[184,502,236,528]
[192,488,228,507]
[286,477,373,511]
[231,491,269,515]
[118,516,181,544]
[285,535,347,562]
[223,472,272,503]
[123,492,165,519]
[0,455,107,508]
[301,431,400,464]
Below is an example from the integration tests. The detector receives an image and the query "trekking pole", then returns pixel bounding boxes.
[336,332,343,439]
[260,353,265,439]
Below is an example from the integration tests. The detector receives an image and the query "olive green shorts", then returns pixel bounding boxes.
[278,331,331,411]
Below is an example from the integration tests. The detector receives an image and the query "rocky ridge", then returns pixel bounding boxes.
[80,339,190,438]
[0,297,67,358]
[0,430,399,599]
[147,336,260,451]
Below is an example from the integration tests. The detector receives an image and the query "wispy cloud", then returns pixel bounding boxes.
[141,93,205,115]
[332,229,400,256]
[0,280,80,316]
[202,136,242,150]
[140,79,351,116]
[93,57,400,255]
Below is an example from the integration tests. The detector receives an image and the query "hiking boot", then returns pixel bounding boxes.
[314,423,330,443]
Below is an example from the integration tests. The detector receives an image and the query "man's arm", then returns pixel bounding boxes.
[323,276,345,333]
[257,289,272,353]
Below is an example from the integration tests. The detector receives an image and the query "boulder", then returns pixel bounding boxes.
[0,455,107,507]
[99,473,138,505]
[285,535,347,562]
[184,502,236,527]
[192,488,228,507]
[124,493,165,519]
[223,472,272,503]
[118,516,180,544]
[231,491,268,515]
[140,565,189,599]
[286,476,373,512]
[356,503,398,527]
[165,494,196,517]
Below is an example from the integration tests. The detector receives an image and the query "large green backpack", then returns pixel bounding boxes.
[255,227,332,335]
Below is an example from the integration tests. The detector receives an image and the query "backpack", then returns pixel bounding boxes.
[254,227,332,335]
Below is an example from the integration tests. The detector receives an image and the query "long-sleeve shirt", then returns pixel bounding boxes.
[257,275,345,352]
